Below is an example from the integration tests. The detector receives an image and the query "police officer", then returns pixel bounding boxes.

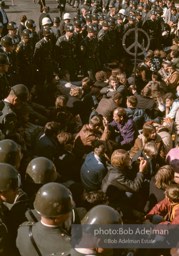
[33,27,58,89]
[16,29,35,89]
[0,163,29,256]
[25,19,39,49]
[97,20,110,67]
[7,22,20,50]
[0,84,29,138]
[1,35,18,86]
[0,52,10,100]
[80,24,100,81]
[143,10,162,50]
[51,17,61,40]
[70,205,123,255]
[56,23,78,80]
[16,182,73,256]
[24,157,58,202]
[0,139,21,169]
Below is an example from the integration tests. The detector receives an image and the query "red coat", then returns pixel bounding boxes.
[146,197,179,224]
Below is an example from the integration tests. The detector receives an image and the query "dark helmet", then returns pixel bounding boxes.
[0,163,18,192]
[26,157,57,184]
[11,84,29,101]
[1,35,14,47]
[34,182,73,217]
[53,17,60,23]
[7,21,18,30]
[82,205,122,224]
[0,53,10,65]
[21,29,32,38]
[65,24,74,32]
[43,27,53,36]
[25,19,36,29]
[0,139,21,168]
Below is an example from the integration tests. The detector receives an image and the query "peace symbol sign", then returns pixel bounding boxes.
[122,28,150,56]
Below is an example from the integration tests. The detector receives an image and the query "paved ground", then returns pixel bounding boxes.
[5,0,77,29]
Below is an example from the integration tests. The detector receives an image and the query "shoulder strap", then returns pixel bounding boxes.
[29,224,43,256]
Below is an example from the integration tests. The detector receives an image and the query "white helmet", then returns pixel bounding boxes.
[63,13,71,20]
[42,17,52,26]
[118,9,126,16]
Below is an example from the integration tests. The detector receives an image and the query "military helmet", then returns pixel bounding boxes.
[34,182,73,217]
[0,139,21,168]
[7,21,18,30]
[65,24,74,32]
[21,29,32,38]
[43,27,53,36]
[11,84,29,101]
[26,157,57,184]
[1,35,14,47]
[53,17,60,23]
[42,17,52,26]
[0,163,19,192]
[25,19,36,29]
[82,205,122,224]
[0,53,10,65]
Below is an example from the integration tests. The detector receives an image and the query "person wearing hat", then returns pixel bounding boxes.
[33,26,57,90]
[1,35,18,86]
[7,21,20,50]
[16,183,73,256]
[51,16,61,40]
[143,10,162,50]
[80,24,100,80]
[0,1,8,36]
[56,23,78,80]
[97,20,110,67]
[0,52,10,101]
[38,6,51,30]
[16,29,34,89]
[60,12,71,35]
[25,19,39,49]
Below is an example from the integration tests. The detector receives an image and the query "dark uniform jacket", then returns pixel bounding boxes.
[16,221,71,256]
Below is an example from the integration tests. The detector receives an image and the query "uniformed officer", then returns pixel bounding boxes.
[16,182,73,256]
[7,22,20,50]
[0,163,30,256]
[97,20,110,67]
[24,157,58,202]
[16,29,35,89]
[0,52,10,101]
[70,205,123,255]
[142,10,162,50]
[56,23,78,80]
[0,84,29,138]
[80,24,100,81]
[33,26,58,89]
[1,35,18,86]
[25,19,39,49]
[51,16,61,40]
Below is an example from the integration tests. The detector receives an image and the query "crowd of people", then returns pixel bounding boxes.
[0,0,178,255]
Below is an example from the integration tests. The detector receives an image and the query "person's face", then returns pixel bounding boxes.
[174,172,179,184]
[113,110,124,123]
[110,79,118,89]
[165,98,173,108]
[124,153,132,168]
[149,129,157,140]
[0,188,17,204]
[66,31,73,38]
[95,144,106,157]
